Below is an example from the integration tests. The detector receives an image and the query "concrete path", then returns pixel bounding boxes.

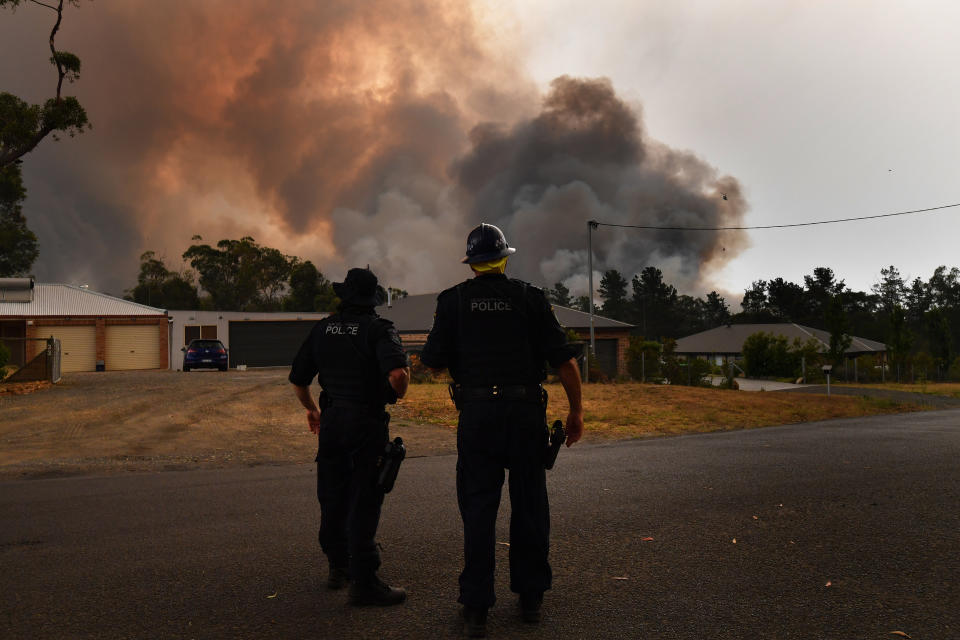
[2,409,959,639]
[708,375,808,391]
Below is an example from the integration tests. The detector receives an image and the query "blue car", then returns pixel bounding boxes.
[182,339,229,372]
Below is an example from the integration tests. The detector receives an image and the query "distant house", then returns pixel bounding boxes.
[0,278,168,373]
[166,310,329,371]
[376,293,633,377]
[675,323,887,365]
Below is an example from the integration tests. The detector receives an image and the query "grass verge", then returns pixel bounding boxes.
[392,382,925,441]
[836,381,960,399]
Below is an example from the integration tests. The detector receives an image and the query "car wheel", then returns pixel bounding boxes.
[219,365,227,372]
[183,365,191,372]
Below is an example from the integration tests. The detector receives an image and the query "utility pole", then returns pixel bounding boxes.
[587,220,598,384]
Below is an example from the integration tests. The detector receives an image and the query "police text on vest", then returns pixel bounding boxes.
[470,298,512,312]
[326,323,359,335]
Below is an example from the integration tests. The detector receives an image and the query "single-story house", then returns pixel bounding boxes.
[0,278,168,372]
[167,310,330,370]
[675,323,887,365]
[375,293,633,377]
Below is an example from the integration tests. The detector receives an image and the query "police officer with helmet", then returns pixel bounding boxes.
[289,267,410,606]
[421,223,585,637]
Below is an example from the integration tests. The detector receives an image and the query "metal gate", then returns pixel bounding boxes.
[2,337,61,384]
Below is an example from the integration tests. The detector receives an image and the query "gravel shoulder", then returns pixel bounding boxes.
[781,384,960,408]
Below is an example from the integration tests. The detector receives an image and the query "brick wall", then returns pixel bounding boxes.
[399,332,430,351]
[570,329,631,377]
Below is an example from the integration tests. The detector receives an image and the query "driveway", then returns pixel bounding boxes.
[709,375,807,391]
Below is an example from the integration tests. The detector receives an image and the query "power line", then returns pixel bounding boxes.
[591,202,960,231]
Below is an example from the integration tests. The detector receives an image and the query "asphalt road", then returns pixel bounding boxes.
[2,409,959,639]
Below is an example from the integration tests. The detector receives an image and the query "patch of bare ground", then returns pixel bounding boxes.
[0,371,926,478]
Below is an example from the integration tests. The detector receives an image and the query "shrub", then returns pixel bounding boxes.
[626,336,660,381]
[585,351,609,383]
[408,353,448,384]
[913,351,935,383]
[743,332,828,380]
[949,357,960,382]
[687,357,713,387]
[660,338,681,385]
[742,332,794,377]
[852,354,883,383]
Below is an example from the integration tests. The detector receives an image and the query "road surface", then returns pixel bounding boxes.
[2,409,959,639]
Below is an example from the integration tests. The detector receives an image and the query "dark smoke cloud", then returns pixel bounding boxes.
[454,76,748,295]
[0,1,746,298]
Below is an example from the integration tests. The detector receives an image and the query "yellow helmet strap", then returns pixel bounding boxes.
[470,257,508,274]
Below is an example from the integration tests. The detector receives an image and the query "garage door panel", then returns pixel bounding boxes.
[106,325,161,371]
[595,339,618,378]
[37,326,96,373]
[229,321,318,367]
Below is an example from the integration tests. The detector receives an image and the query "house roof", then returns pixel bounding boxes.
[167,310,330,321]
[0,283,166,317]
[376,292,632,333]
[675,323,886,355]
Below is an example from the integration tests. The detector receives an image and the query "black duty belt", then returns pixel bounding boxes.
[328,398,384,411]
[453,384,544,402]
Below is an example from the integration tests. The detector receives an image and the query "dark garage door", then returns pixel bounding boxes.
[228,321,318,367]
[595,338,618,378]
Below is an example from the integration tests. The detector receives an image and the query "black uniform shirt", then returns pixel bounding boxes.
[421,274,578,385]
[289,307,407,391]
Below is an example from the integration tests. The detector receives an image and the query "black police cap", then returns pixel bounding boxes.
[333,268,386,306]
[462,223,517,264]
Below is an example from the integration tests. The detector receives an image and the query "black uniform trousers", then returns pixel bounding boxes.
[315,406,388,581]
[456,397,551,608]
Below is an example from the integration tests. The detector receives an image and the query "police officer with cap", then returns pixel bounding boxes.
[421,223,585,637]
[290,267,410,606]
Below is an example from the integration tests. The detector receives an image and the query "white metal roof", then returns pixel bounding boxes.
[0,283,166,317]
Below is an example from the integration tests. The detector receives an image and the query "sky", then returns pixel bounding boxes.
[2,0,958,307]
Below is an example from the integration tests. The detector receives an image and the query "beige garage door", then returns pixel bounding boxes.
[105,325,161,371]
[38,325,97,373]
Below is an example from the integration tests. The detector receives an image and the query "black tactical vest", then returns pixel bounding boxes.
[315,312,384,406]
[453,277,540,385]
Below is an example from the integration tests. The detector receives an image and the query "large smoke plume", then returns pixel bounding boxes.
[1,1,747,297]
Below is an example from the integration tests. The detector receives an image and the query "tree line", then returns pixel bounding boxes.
[545,264,960,382]
[125,236,407,312]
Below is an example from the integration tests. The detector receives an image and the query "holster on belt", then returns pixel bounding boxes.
[544,420,565,470]
[448,383,461,411]
[376,436,405,493]
[318,389,332,410]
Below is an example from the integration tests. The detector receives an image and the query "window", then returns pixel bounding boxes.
[184,325,217,346]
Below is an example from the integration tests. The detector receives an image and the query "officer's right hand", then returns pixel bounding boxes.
[307,408,322,434]
[565,409,584,446]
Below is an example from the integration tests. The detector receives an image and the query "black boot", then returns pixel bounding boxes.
[462,606,488,638]
[327,565,349,590]
[519,592,543,623]
[348,574,407,606]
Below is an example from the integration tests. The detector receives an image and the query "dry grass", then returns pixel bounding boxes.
[0,372,927,478]
[837,381,960,399]
[0,381,52,396]
[393,382,924,441]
